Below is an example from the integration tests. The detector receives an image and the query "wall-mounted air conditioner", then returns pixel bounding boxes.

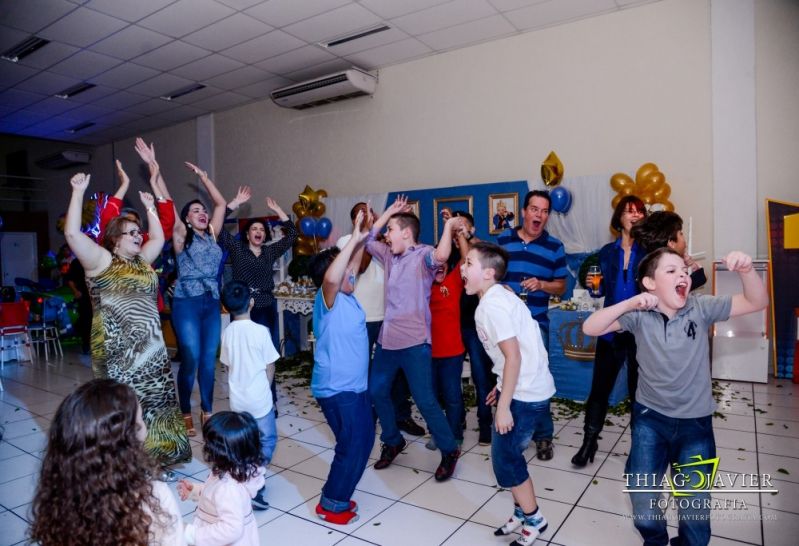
[35,150,91,170]
[270,67,377,110]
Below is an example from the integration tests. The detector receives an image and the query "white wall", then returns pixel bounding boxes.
[214,0,715,257]
[755,0,799,256]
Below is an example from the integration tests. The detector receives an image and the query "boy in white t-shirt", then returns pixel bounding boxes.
[461,242,555,546]
[220,280,280,512]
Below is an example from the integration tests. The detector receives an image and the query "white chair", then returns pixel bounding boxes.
[0,301,34,390]
[28,297,63,362]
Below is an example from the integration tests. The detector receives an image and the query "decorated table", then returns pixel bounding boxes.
[548,307,629,405]
[274,279,316,356]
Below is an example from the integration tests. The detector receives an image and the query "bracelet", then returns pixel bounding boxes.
[147,206,157,215]
[156,195,165,202]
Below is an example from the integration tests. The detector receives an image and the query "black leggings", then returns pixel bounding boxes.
[583,332,638,434]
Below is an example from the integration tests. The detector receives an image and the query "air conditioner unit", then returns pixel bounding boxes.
[35,150,91,170]
[270,67,377,110]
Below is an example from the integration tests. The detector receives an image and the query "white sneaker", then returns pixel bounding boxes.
[510,513,548,546]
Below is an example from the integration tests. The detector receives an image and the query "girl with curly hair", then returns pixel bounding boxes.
[30,379,184,546]
[178,412,266,545]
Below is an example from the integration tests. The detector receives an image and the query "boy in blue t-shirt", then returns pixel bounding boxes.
[584,248,768,546]
[307,210,375,526]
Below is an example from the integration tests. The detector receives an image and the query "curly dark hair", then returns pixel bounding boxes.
[30,379,169,546]
[202,411,265,483]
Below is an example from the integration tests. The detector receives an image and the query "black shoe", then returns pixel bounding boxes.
[396,418,425,436]
[478,429,492,446]
[374,439,407,470]
[252,487,270,511]
[571,432,599,468]
[535,439,554,461]
[434,449,460,481]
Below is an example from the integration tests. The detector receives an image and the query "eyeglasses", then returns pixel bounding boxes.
[122,228,142,237]
[623,208,644,216]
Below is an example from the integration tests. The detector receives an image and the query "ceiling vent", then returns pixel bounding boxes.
[270,67,377,110]
[35,150,92,170]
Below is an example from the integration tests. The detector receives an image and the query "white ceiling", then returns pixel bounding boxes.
[0,0,658,146]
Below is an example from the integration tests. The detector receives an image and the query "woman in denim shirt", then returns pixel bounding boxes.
[172,162,228,437]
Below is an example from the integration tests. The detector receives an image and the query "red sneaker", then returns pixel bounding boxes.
[315,503,359,525]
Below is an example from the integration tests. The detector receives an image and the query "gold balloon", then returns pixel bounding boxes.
[541,151,564,187]
[662,200,675,212]
[620,185,635,196]
[610,173,634,192]
[611,194,624,209]
[292,201,310,218]
[652,182,671,201]
[641,192,655,205]
[635,162,659,185]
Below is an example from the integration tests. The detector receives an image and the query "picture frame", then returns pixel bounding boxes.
[433,196,474,243]
[407,200,420,219]
[488,193,518,235]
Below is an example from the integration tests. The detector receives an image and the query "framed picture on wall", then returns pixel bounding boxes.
[407,200,420,218]
[489,193,518,235]
[433,196,474,243]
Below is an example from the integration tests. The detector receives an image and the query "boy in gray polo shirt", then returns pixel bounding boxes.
[584,247,768,546]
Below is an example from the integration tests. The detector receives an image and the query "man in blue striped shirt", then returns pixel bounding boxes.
[496,190,567,461]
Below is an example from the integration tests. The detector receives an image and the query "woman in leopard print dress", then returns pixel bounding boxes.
[65,169,190,466]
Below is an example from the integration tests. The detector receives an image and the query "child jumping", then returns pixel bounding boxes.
[179,412,266,546]
[583,248,768,546]
[220,281,281,511]
[461,242,555,546]
[308,208,375,525]
[366,195,464,481]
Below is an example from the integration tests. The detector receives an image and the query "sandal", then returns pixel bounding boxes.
[183,413,196,437]
[200,411,212,427]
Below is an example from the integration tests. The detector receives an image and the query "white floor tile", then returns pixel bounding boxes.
[756,432,799,458]
[758,452,799,484]
[552,506,641,546]
[577,474,633,516]
[714,428,756,452]
[527,465,594,505]
[762,508,799,546]
[354,464,434,500]
[257,513,347,545]
[352,502,463,546]
[289,490,394,532]
[762,479,799,514]
[403,476,497,519]
[0,510,28,546]
[0,442,25,462]
[0,453,40,485]
[713,413,756,432]
[470,490,571,543]
[270,438,328,469]
[263,469,326,512]
[0,473,37,510]
[0,418,47,441]
[289,422,337,448]
[440,520,509,545]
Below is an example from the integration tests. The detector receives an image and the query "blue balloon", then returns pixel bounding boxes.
[550,186,572,214]
[299,216,317,237]
[316,217,333,239]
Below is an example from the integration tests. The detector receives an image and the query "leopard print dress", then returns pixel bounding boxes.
[87,254,191,465]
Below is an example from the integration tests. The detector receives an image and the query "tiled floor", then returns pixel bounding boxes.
[2,348,798,545]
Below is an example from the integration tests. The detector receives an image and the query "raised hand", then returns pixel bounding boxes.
[723,251,753,273]
[440,207,452,222]
[115,160,129,187]
[230,186,252,208]
[134,137,155,164]
[139,191,154,209]
[70,172,90,192]
[176,479,193,501]
[352,210,369,243]
[184,161,207,181]
[387,194,410,215]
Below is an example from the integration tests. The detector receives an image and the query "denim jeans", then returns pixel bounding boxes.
[366,321,412,421]
[370,343,457,454]
[531,399,554,442]
[462,327,494,436]
[255,408,277,465]
[317,391,375,512]
[626,403,715,546]
[492,398,551,487]
[172,293,221,414]
[432,354,465,442]
[583,333,638,434]
[251,303,279,410]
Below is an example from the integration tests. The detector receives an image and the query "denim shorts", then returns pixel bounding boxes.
[491,398,551,488]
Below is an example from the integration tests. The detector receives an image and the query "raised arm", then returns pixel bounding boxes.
[724,251,768,317]
[264,197,298,254]
[65,173,111,276]
[371,195,410,234]
[139,191,164,264]
[226,186,252,215]
[184,162,226,236]
[433,216,463,264]
[583,292,658,336]
[322,210,368,308]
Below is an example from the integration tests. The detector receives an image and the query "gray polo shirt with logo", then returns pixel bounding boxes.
[618,294,732,419]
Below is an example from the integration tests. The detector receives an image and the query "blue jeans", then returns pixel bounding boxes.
[492,398,551,487]
[172,294,221,414]
[370,343,457,454]
[531,399,554,442]
[626,403,715,546]
[317,391,375,512]
[462,327,494,436]
[251,304,279,410]
[366,321,412,421]
[432,354,465,442]
[255,408,277,465]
